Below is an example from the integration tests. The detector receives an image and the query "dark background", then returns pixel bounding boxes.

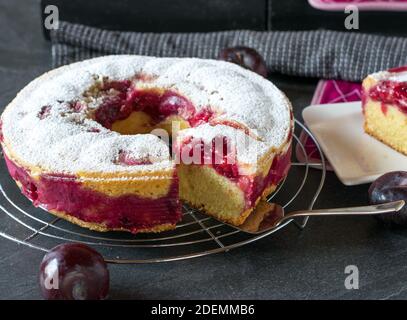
[41,0,407,36]
[1,0,407,299]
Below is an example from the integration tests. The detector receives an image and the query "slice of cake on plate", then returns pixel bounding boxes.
[362,66,407,155]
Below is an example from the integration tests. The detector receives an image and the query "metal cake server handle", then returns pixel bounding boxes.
[232,200,405,234]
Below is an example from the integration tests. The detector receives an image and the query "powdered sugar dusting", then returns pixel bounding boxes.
[371,70,407,82]
[1,55,292,174]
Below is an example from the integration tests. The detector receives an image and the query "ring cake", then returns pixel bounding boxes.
[362,66,407,155]
[0,55,293,233]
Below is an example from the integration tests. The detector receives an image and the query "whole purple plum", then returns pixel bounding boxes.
[218,46,268,77]
[368,171,407,225]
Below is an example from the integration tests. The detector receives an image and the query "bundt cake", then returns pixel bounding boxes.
[0,55,293,233]
[362,66,407,156]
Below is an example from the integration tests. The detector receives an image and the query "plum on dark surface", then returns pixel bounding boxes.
[39,243,109,300]
[368,171,407,225]
[218,46,268,77]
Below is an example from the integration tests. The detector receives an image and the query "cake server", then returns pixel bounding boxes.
[231,200,405,234]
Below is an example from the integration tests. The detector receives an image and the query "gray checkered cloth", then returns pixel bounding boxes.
[51,21,407,81]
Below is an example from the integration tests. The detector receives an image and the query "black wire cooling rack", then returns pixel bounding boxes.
[0,120,326,263]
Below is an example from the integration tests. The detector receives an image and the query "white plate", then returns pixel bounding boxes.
[302,101,407,186]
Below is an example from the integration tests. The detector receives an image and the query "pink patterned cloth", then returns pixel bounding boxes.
[308,0,407,11]
[296,80,362,170]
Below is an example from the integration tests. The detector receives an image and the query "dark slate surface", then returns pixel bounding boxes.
[41,0,407,38]
[270,0,407,35]
[1,0,407,300]
[40,0,267,39]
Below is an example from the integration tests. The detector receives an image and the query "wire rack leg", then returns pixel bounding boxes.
[293,216,309,230]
